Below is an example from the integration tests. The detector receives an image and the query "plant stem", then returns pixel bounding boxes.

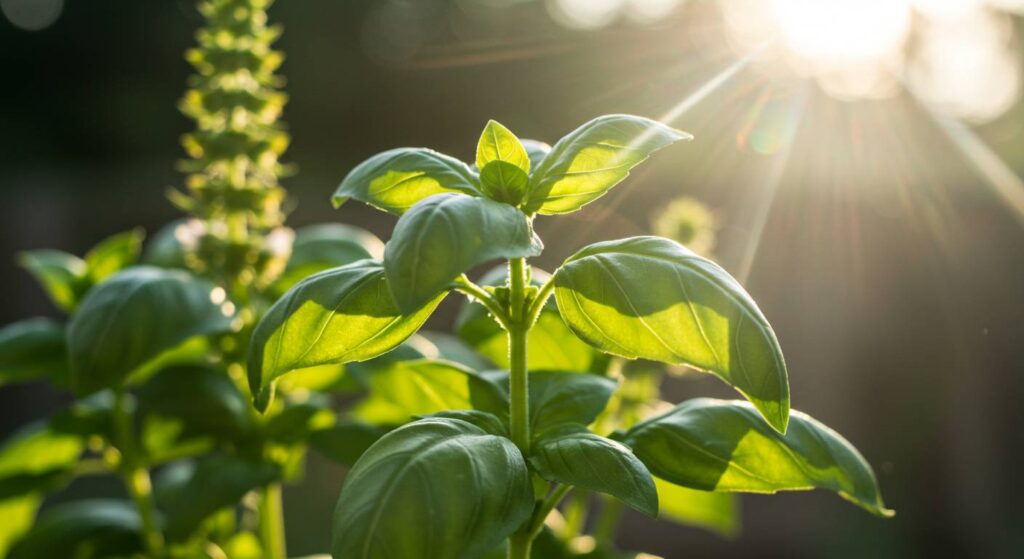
[259,483,287,559]
[112,388,165,557]
[529,484,573,539]
[507,258,530,453]
[509,531,532,559]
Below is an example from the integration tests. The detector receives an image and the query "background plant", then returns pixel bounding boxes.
[248,116,893,559]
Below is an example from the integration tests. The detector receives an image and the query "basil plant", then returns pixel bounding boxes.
[247,115,892,559]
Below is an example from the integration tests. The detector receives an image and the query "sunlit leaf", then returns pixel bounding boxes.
[248,260,444,411]
[524,115,690,215]
[84,228,144,283]
[334,148,481,215]
[619,399,892,517]
[476,119,531,174]
[18,250,88,313]
[554,236,789,432]
[332,417,533,559]
[654,478,739,538]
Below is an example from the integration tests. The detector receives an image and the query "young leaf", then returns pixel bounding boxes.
[353,359,507,425]
[476,119,531,174]
[479,160,529,205]
[333,148,481,215]
[332,417,534,559]
[524,114,691,215]
[84,228,145,283]
[655,478,739,538]
[275,223,385,294]
[247,260,445,411]
[554,236,789,432]
[18,250,88,312]
[0,318,69,388]
[7,500,143,559]
[530,425,657,517]
[384,194,542,312]
[155,457,279,541]
[481,370,616,435]
[66,267,236,397]
[619,398,893,517]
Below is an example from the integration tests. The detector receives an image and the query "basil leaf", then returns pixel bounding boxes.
[274,223,384,294]
[143,219,189,269]
[248,260,445,412]
[136,365,253,444]
[655,478,739,538]
[155,456,279,541]
[18,250,88,313]
[530,425,657,517]
[0,495,39,558]
[620,398,892,517]
[554,236,789,432]
[417,330,494,371]
[332,417,534,559]
[67,267,236,397]
[0,318,69,388]
[524,114,690,215]
[476,119,531,174]
[7,500,142,559]
[455,267,597,371]
[353,359,507,425]
[384,194,542,312]
[334,148,481,215]
[480,160,529,205]
[84,228,144,283]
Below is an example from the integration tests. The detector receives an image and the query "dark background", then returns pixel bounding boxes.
[2,1,1022,557]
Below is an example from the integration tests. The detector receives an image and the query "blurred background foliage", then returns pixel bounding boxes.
[1,0,1022,557]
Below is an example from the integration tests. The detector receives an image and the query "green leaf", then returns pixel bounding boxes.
[481,370,615,436]
[84,228,144,283]
[530,425,657,517]
[0,494,40,558]
[263,396,335,445]
[155,456,279,541]
[521,139,551,171]
[480,160,529,205]
[619,398,892,517]
[136,365,253,444]
[654,478,739,538]
[554,236,789,432]
[0,318,69,388]
[353,359,507,425]
[18,250,88,312]
[248,260,445,411]
[7,499,142,559]
[309,419,389,466]
[275,223,385,294]
[334,148,481,215]
[524,114,691,215]
[67,267,236,397]
[143,219,189,269]
[0,422,84,496]
[456,267,597,371]
[332,417,534,559]
[476,119,531,174]
[384,193,543,312]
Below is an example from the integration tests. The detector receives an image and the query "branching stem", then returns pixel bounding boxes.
[112,388,165,558]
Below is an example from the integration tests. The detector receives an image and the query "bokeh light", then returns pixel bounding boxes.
[0,0,62,31]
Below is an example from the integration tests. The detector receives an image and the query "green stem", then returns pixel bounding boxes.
[525,274,557,326]
[453,275,510,328]
[507,258,529,453]
[593,496,623,547]
[260,483,287,559]
[508,531,532,559]
[529,484,573,539]
[112,389,165,557]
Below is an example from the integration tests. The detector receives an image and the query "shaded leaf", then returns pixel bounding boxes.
[484,370,616,435]
[332,417,534,559]
[136,365,253,445]
[384,193,542,312]
[334,148,481,215]
[309,420,389,466]
[530,425,657,517]
[0,318,69,388]
[7,500,142,559]
[143,219,189,269]
[521,139,551,171]
[67,267,235,396]
[554,236,789,432]
[480,160,529,205]
[619,398,892,517]
[274,223,384,294]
